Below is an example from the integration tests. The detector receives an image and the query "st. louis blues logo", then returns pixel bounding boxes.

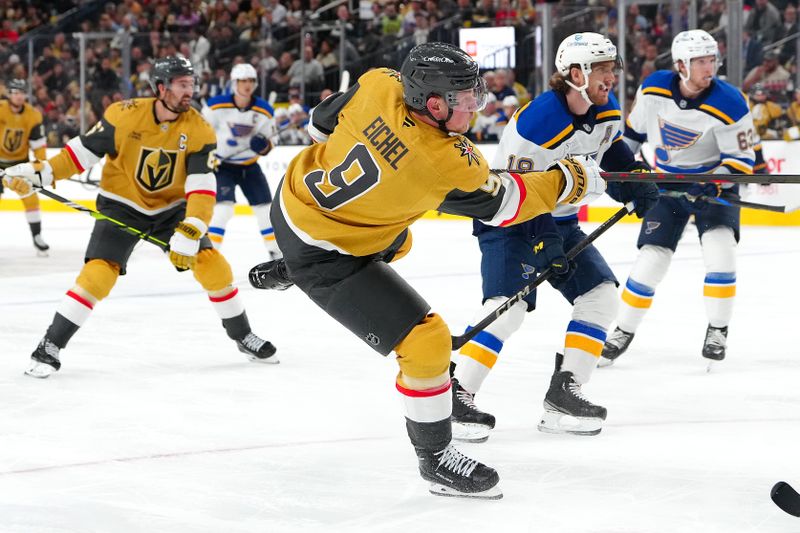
[521,263,536,280]
[654,119,701,164]
[454,137,481,167]
[645,221,661,235]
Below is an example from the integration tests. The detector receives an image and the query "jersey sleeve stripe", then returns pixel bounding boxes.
[512,101,531,121]
[64,143,87,173]
[698,104,734,125]
[642,87,672,97]
[498,172,526,227]
[210,103,236,110]
[185,172,217,197]
[540,124,574,149]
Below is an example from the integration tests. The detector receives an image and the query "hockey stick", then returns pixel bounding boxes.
[451,202,634,350]
[1,170,169,251]
[490,169,800,185]
[659,190,788,213]
[338,70,350,93]
[771,481,800,517]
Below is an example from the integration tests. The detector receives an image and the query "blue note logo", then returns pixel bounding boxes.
[654,119,701,164]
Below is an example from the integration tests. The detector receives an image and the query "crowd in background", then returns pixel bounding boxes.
[1,0,800,147]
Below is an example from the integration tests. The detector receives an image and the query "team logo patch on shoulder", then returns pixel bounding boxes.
[454,137,481,167]
[120,99,138,111]
[135,146,178,192]
[385,69,402,83]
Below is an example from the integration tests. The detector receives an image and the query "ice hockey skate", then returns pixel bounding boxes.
[538,354,607,436]
[236,333,279,364]
[249,259,294,291]
[598,326,635,367]
[32,234,49,257]
[416,443,502,499]
[451,378,495,443]
[25,337,61,378]
[702,325,727,371]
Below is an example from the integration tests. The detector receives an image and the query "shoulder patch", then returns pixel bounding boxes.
[452,136,482,167]
[515,92,574,149]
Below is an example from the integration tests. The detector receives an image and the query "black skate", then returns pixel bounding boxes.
[25,337,61,378]
[249,259,294,291]
[451,378,495,443]
[236,333,279,364]
[32,234,49,257]
[416,443,502,499]
[703,325,727,371]
[599,327,635,367]
[538,354,607,436]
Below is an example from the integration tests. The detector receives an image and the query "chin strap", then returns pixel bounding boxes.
[431,107,454,133]
[565,65,594,105]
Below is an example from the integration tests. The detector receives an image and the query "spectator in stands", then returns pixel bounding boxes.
[743,50,791,98]
[700,0,727,32]
[750,83,787,139]
[517,0,536,27]
[777,4,798,64]
[270,51,294,96]
[287,45,324,92]
[745,0,782,45]
[491,69,516,101]
[470,92,502,142]
[472,0,496,27]
[381,3,403,38]
[501,95,519,121]
[316,39,338,69]
[0,19,20,45]
[743,29,766,77]
[494,0,517,26]
[46,63,70,95]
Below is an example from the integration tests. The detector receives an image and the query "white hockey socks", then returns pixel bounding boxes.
[252,203,281,258]
[208,202,234,249]
[701,227,736,328]
[562,282,617,384]
[454,297,526,394]
[616,245,673,333]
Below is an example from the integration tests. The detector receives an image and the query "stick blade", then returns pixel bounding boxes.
[771,481,800,517]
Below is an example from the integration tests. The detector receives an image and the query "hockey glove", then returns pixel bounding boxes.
[168,217,207,271]
[249,134,272,155]
[679,182,723,213]
[2,176,35,197]
[550,155,605,206]
[620,181,660,218]
[249,259,294,290]
[532,232,574,286]
[3,160,54,193]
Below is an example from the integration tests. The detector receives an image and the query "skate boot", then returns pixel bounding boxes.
[538,354,607,436]
[25,337,61,378]
[32,234,50,257]
[702,325,727,371]
[599,327,635,367]
[451,378,495,443]
[249,259,294,291]
[236,332,279,364]
[416,443,502,499]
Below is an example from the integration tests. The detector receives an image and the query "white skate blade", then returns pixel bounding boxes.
[35,249,49,258]
[538,410,602,436]
[25,361,57,379]
[429,482,503,500]
[451,421,490,443]
[597,356,615,368]
[246,354,280,364]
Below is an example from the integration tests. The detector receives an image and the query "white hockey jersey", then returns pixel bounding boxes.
[491,90,625,220]
[625,70,755,180]
[202,94,276,166]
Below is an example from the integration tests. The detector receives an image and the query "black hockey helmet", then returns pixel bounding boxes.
[7,78,27,93]
[149,55,195,95]
[400,42,486,114]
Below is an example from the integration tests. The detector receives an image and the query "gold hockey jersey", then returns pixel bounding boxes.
[0,100,46,167]
[48,98,217,215]
[280,68,565,257]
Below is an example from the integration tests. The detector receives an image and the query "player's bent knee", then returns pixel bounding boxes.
[630,244,673,286]
[75,259,120,301]
[481,296,526,339]
[210,202,235,227]
[701,226,736,271]
[395,313,451,382]
[193,248,233,291]
[572,281,618,330]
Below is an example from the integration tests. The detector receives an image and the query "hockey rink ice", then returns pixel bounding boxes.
[1,209,799,533]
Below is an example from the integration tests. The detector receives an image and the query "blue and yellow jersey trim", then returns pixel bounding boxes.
[702,79,750,124]
[515,91,575,150]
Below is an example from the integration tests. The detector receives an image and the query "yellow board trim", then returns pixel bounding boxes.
[564,334,604,357]
[621,289,653,309]
[459,343,499,369]
[703,285,736,298]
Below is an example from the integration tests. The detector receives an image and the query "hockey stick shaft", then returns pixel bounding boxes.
[490,169,800,185]
[451,202,634,350]
[771,481,800,517]
[659,190,787,212]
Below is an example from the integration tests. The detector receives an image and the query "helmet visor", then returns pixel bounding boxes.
[447,77,489,112]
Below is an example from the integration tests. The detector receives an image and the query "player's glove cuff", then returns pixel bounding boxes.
[551,156,605,206]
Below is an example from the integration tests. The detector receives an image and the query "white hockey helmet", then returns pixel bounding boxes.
[230,63,258,96]
[555,32,620,103]
[671,30,721,81]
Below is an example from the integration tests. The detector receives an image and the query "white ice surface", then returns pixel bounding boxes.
[1,211,799,533]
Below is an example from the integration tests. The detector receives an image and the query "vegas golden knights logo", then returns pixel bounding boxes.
[2,128,24,153]
[135,147,178,192]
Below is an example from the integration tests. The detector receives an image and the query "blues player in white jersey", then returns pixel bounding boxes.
[202,64,282,258]
[601,30,756,368]
[451,33,660,439]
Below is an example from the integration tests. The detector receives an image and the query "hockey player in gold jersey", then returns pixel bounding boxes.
[249,43,606,499]
[3,56,278,378]
[0,79,50,255]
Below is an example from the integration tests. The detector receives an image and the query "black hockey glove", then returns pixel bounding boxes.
[620,181,660,218]
[679,182,723,213]
[249,259,294,291]
[532,232,574,286]
[250,134,272,155]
